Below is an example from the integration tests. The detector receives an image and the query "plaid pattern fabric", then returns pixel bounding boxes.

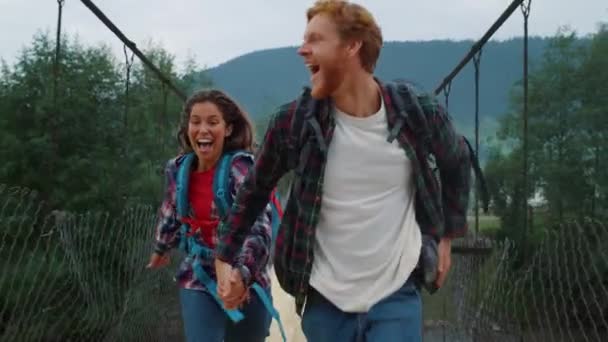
[216,78,472,313]
[153,153,273,290]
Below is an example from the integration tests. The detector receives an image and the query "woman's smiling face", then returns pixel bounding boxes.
[187,101,232,171]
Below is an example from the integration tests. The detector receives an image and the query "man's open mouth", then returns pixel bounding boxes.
[307,63,320,75]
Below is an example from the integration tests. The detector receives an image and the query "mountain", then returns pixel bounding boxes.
[194,38,549,142]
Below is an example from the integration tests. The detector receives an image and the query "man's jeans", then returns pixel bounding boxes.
[301,277,422,342]
[179,287,271,342]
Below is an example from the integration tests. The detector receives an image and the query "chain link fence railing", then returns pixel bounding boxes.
[423,220,608,342]
[0,184,184,342]
[2,184,607,341]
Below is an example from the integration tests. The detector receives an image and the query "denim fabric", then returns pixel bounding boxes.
[179,288,271,342]
[301,277,422,342]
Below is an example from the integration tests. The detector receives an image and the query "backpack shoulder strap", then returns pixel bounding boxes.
[176,153,196,218]
[286,86,325,201]
[212,150,254,219]
[384,80,432,150]
[289,86,313,148]
[385,80,490,213]
[288,86,328,154]
[212,150,284,254]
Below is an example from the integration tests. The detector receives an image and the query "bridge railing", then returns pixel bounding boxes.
[423,220,608,342]
[0,184,183,342]
[2,184,607,341]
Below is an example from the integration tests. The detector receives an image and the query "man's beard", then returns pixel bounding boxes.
[310,61,346,99]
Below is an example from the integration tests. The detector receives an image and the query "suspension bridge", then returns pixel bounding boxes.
[1,0,607,341]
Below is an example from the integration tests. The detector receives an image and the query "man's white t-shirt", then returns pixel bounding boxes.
[309,97,422,312]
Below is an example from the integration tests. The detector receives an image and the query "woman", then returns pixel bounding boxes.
[146,89,273,342]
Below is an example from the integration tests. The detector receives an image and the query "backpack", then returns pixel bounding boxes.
[208,150,284,255]
[384,81,489,212]
[175,150,286,342]
[287,80,489,214]
[284,80,489,295]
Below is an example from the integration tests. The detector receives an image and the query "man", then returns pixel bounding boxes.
[215,1,472,341]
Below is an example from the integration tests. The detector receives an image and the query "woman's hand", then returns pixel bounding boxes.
[222,269,248,309]
[146,252,170,269]
[215,259,248,309]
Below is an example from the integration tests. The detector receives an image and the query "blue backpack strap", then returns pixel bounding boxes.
[252,283,287,342]
[212,150,253,218]
[191,248,245,323]
[176,153,195,217]
[212,153,233,219]
[176,153,195,253]
[174,152,247,323]
[212,149,284,244]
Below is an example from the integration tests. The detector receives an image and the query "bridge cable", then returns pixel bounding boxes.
[473,49,483,238]
[442,81,452,111]
[123,45,135,138]
[53,0,65,112]
[49,0,65,181]
[80,0,187,101]
[434,0,525,96]
[521,0,532,249]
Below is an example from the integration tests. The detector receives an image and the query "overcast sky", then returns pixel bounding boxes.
[1,0,606,70]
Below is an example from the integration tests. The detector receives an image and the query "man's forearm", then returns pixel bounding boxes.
[216,110,291,261]
[216,167,274,262]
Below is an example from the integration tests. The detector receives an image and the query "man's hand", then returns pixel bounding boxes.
[435,237,452,288]
[215,259,248,309]
[146,252,170,269]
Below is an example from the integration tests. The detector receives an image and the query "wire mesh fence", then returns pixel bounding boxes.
[1,183,607,341]
[423,220,608,342]
[0,184,184,342]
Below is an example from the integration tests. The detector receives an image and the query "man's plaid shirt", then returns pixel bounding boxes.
[216,78,472,314]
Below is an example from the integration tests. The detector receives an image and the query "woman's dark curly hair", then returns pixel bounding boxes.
[177,89,254,154]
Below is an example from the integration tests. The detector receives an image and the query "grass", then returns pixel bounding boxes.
[467,214,501,237]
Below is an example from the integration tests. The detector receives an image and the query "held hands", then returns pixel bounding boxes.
[434,237,452,288]
[215,259,248,310]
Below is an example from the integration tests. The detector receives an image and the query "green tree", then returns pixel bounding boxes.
[0,32,215,341]
[486,24,608,243]
[579,24,608,217]
[0,33,124,212]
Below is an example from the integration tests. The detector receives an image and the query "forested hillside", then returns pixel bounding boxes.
[198,37,551,137]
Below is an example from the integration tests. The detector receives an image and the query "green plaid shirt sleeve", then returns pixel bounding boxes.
[215,103,294,262]
[422,96,472,238]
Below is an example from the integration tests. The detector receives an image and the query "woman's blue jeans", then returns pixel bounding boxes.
[179,287,271,342]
